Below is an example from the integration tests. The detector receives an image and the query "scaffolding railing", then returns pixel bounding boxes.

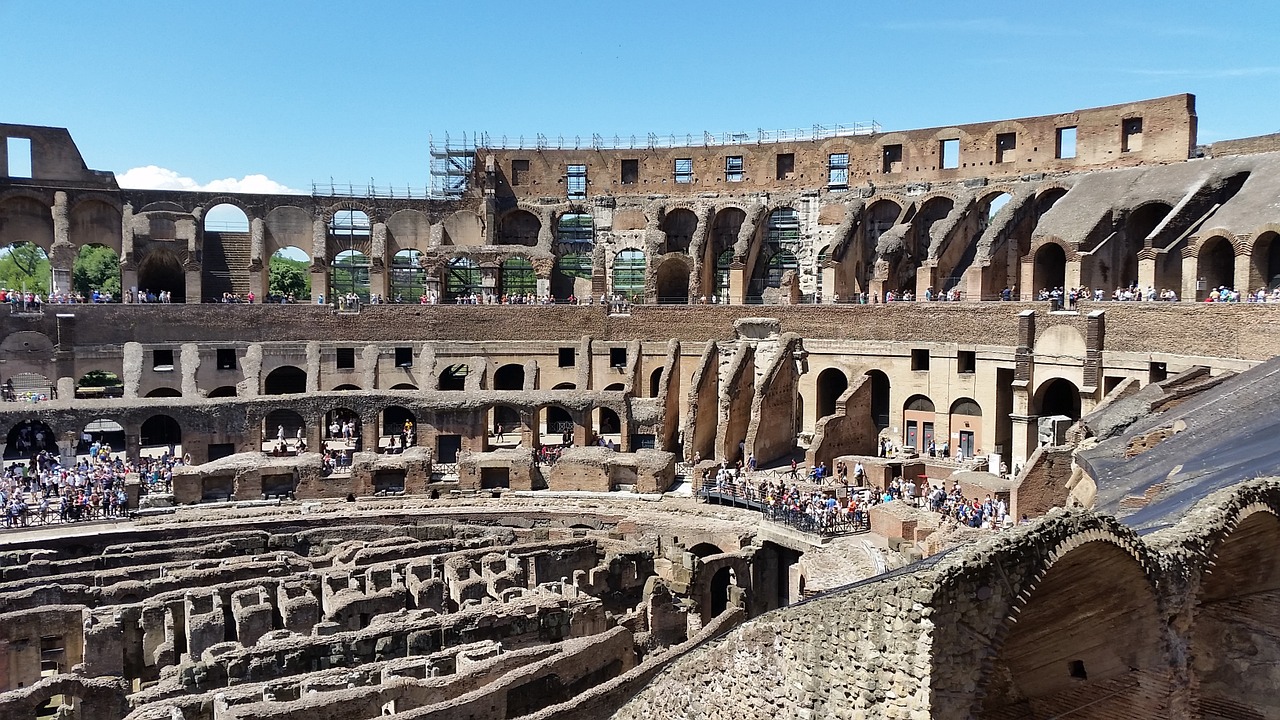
[469,121,882,151]
[311,181,432,200]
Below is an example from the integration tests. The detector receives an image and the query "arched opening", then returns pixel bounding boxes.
[1036,378,1081,420]
[380,406,416,451]
[445,257,481,300]
[649,367,663,398]
[978,542,1165,719]
[714,249,733,301]
[705,208,745,298]
[268,247,311,303]
[324,408,362,451]
[765,249,798,288]
[709,566,733,618]
[765,207,800,246]
[552,382,576,390]
[488,405,522,448]
[78,419,124,455]
[139,414,181,453]
[865,199,902,248]
[74,369,123,399]
[603,382,625,392]
[655,257,690,303]
[688,542,724,558]
[438,364,469,391]
[556,213,593,246]
[264,409,306,452]
[390,383,418,390]
[949,398,983,458]
[499,210,540,246]
[1191,511,1280,718]
[747,209,800,302]
[815,245,830,296]
[552,252,592,300]
[330,249,371,301]
[390,249,424,303]
[500,257,536,297]
[1199,236,1236,297]
[203,203,249,233]
[902,395,936,451]
[136,246,185,302]
[1033,243,1067,294]
[612,249,646,299]
[1125,202,1171,247]
[595,407,621,446]
[540,405,576,445]
[145,387,182,398]
[263,366,307,395]
[207,385,237,398]
[73,244,122,301]
[661,209,697,253]
[4,419,57,459]
[201,204,250,301]
[0,242,50,295]
[1251,231,1280,291]
[494,363,525,391]
[865,370,890,430]
[815,367,849,422]
[332,383,361,391]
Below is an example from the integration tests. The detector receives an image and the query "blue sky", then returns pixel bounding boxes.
[3,0,1278,194]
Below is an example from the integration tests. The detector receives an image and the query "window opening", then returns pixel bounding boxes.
[828,153,849,187]
[395,347,413,367]
[776,153,795,180]
[336,348,355,370]
[1056,127,1077,159]
[725,156,744,182]
[621,159,638,184]
[882,144,903,174]
[610,347,628,368]
[940,139,960,169]
[958,350,976,374]
[911,349,930,371]
[6,137,32,178]
[216,349,236,370]
[153,349,174,371]
[996,132,1017,163]
[558,347,576,367]
[1122,118,1143,152]
[566,164,587,199]
[511,159,529,186]
[674,158,693,184]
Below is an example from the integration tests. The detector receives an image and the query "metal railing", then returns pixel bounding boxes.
[311,181,432,200]
[472,121,882,152]
[697,481,869,537]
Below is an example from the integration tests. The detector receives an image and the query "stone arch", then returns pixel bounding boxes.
[552,382,576,390]
[4,419,58,459]
[1032,241,1068,293]
[704,207,746,293]
[69,196,122,253]
[136,245,186,302]
[0,195,54,250]
[655,255,691,303]
[145,387,181,398]
[539,404,577,443]
[1250,229,1280,291]
[611,248,646,298]
[902,394,936,450]
[323,407,362,449]
[384,209,431,254]
[263,365,307,395]
[486,403,524,447]
[1197,235,1237,295]
[381,405,417,447]
[660,208,698,254]
[139,414,181,449]
[438,363,469,391]
[264,409,305,449]
[207,385,237,398]
[976,537,1166,719]
[441,210,485,247]
[1034,377,1081,420]
[79,418,124,453]
[498,210,540,247]
[865,369,890,430]
[815,367,848,422]
[493,363,525,391]
[263,206,314,257]
[332,383,361,391]
[649,367,663,398]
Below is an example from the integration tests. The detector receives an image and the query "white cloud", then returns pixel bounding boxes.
[116,165,302,195]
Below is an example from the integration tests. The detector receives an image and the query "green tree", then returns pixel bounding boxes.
[78,370,122,388]
[269,254,311,300]
[72,245,122,298]
[0,243,50,294]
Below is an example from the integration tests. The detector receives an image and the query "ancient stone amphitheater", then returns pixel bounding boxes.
[1,93,1279,719]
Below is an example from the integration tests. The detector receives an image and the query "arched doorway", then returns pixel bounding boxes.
[710,566,733,618]
[139,415,181,454]
[500,257,536,297]
[552,251,592,300]
[494,363,525,390]
[390,249,424,303]
[902,395,936,451]
[73,244,122,301]
[655,257,690,303]
[1036,378,1081,420]
[540,405,576,445]
[649,367,663,398]
[264,409,306,452]
[268,247,311,303]
[324,408,362,451]
[202,203,250,301]
[499,210,540,246]
[207,386,237,398]
[488,405,522,448]
[263,366,307,395]
[815,367,848,422]
[865,370,890,430]
[381,406,416,451]
[79,419,124,455]
[1199,236,1236,297]
[612,249,646,299]
[136,246,185,302]
[949,398,983,458]
[661,209,697,253]
[439,364,469,390]
[330,250,371,301]
[4,420,57,459]
[1033,243,1067,294]
[145,387,181,398]
[1251,231,1280,291]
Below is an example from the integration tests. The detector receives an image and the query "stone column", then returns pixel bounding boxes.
[1064,257,1082,292]
[179,217,201,303]
[50,191,73,294]
[1234,249,1253,295]
[310,217,329,303]
[1137,250,1158,291]
[480,263,499,297]
[370,222,389,300]
[1181,252,1201,301]
[121,204,138,297]
[728,261,747,305]
[249,217,267,300]
[305,342,321,393]
[1018,259,1035,301]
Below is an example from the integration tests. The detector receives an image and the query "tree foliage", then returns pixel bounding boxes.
[72,245,122,297]
[269,253,311,300]
[0,243,50,294]
[78,369,122,388]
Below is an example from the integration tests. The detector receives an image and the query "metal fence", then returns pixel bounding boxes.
[697,481,869,537]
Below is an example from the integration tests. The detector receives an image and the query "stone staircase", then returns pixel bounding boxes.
[202,231,253,299]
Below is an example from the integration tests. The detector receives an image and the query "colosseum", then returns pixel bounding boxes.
[0,92,1279,719]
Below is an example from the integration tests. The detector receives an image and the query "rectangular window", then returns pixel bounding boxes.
[957,350,976,374]
[1056,127,1077,159]
[153,349,174,371]
[674,158,693,184]
[776,153,795,180]
[882,144,903,174]
[395,347,413,368]
[1149,361,1167,383]
[336,347,356,370]
[566,164,587,198]
[558,347,576,367]
[610,347,627,368]
[911,348,930,371]
[828,153,849,187]
[511,159,529,186]
[1122,117,1143,152]
[216,349,237,370]
[725,155,744,182]
[996,132,1017,163]
[6,137,32,178]
[620,159,639,185]
[940,139,960,169]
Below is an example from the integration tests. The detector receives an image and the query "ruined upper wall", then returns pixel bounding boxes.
[0,123,118,189]
[479,95,1197,199]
